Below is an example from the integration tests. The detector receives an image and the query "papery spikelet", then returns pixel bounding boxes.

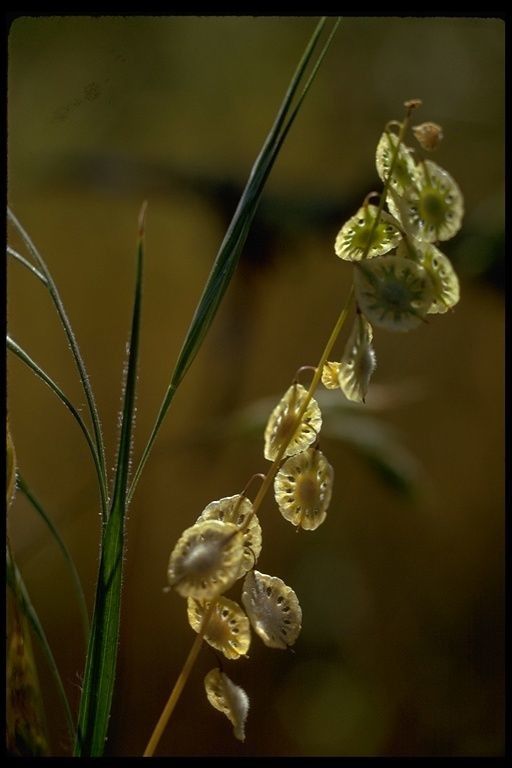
[321,361,341,390]
[241,570,302,649]
[167,520,244,600]
[376,130,418,195]
[197,495,261,579]
[187,596,251,659]
[335,205,402,262]
[354,255,433,332]
[394,160,463,242]
[264,383,322,462]
[204,668,249,742]
[338,314,376,403]
[398,238,459,314]
[274,446,333,531]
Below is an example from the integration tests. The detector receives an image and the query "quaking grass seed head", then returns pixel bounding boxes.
[397,238,460,314]
[335,205,402,262]
[196,494,262,580]
[337,313,376,403]
[167,519,244,600]
[354,255,433,332]
[204,668,249,742]
[274,445,334,531]
[241,570,302,649]
[264,383,322,462]
[187,596,251,659]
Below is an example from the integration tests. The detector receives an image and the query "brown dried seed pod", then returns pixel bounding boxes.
[412,122,443,151]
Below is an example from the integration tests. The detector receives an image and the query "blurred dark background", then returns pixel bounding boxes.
[7,16,504,757]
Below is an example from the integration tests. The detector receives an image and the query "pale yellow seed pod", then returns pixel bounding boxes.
[264,383,322,462]
[274,445,333,531]
[167,519,244,600]
[204,668,249,742]
[187,596,251,659]
[321,361,341,390]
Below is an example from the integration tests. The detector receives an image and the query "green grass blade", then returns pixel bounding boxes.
[17,474,90,645]
[128,17,340,504]
[7,335,107,514]
[7,208,108,518]
[6,540,76,747]
[75,205,145,756]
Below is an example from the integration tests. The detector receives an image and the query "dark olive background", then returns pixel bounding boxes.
[7,16,504,757]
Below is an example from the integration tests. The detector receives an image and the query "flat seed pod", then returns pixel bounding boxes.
[354,255,433,332]
[204,668,249,742]
[187,596,251,659]
[274,446,333,531]
[376,130,418,194]
[321,361,341,390]
[167,520,244,600]
[335,205,402,262]
[242,571,302,649]
[400,160,463,242]
[197,495,262,579]
[338,314,376,403]
[264,383,322,462]
[397,239,459,314]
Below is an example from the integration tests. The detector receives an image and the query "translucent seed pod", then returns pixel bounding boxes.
[412,121,443,151]
[264,383,322,462]
[167,520,244,600]
[196,494,262,580]
[338,314,377,403]
[204,668,249,742]
[242,570,302,649]
[397,238,459,314]
[376,130,418,195]
[187,596,251,659]
[334,205,402,262]
[354,255,433,332]
[274,445,334,531]
[397,160,464,242]
[321,361,342,390]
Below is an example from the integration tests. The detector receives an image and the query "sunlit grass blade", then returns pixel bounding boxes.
[7,245,47,284]
[7,208,108,518]
[6,540,76,747]
[75,204,146,756]
[7,335,107,514]
[17,473,89,645]
[128,17,341,504]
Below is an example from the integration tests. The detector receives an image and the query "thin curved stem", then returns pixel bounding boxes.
[17,474,90,646]
[143,602,216,757]
[7,335,107,515]
[7,208,108,518]
[7,245,47,284]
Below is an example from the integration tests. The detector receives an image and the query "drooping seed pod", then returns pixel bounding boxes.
[335,205,402,262]
[274,445,333,531]
[196,495,262,580]
[338,313,377,403]
[397,238,459,314]
[412,121,443,151]
[354,255,433,332]
[204,668,249,742]
[167,520,244,600]
[376,130,418,195]
[187,596,251,659]
[241,570,302,649]
[264,383,322,462]
[394,160,464,242]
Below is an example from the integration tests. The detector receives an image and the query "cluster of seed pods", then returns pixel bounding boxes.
[166,107,463,741]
